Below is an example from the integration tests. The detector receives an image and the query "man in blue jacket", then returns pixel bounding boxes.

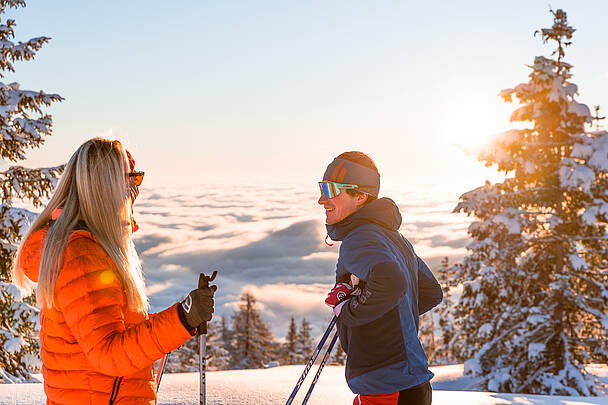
[321,151,443,405]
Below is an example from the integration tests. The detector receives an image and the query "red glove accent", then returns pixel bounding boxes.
[325,283,353,308]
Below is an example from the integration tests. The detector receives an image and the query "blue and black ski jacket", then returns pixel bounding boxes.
[327,197,443,395]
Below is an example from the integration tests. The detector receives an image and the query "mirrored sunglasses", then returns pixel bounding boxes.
[318,181,359,199]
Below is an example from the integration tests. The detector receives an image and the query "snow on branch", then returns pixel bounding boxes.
[0,165,63,206]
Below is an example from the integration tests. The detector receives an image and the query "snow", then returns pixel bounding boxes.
[478,323,493,338]
[4,336,25,354]
[1,364,606,404]
[587,133,608,172]
[570,132,608,174]
[567,102,592,122]
[559,161,595,193]
[492,214,521,234]
[528,343,546,360]
[568,254,587,271]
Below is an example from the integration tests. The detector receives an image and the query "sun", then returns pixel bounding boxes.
[440,95,513,152]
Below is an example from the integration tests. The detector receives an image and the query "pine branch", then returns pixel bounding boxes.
[0,165,63,206]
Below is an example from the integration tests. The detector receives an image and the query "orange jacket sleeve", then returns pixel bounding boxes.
[55,235,191,376]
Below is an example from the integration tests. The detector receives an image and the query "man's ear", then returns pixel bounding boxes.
[356,192,368,207]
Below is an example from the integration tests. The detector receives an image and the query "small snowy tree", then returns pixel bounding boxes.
[0,0,63,383]
[433,257,460,365]
[163,318,232,372]
[164,336,198,373]
[418,312,436,365]
[420,258,460,366]
[331,340,346,366]
[452,9,608,395]
[296,318,313,363]
[230,292,275,369]
[281,315,299,365]
[207,317,231,370]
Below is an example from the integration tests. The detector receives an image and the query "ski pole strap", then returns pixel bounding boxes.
[197,271,217,336]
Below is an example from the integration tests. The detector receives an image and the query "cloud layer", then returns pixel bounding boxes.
[134,182,471,338]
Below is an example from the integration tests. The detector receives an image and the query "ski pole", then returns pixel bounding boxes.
[198,271,218,405]
[301,331,339,405]
[156,352,169,393]
[285,316,337,405]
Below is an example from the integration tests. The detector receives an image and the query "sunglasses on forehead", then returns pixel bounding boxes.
[128,171,145,186]
[318,181,359,199]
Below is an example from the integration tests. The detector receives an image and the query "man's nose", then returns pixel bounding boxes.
[318,194,328,205]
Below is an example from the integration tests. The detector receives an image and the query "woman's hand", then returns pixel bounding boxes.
[178,285,217,332]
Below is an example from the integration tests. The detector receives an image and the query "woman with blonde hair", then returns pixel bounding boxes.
[13,138,215,404]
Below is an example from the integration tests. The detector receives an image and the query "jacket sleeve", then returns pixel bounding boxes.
[339,261,406,327]
[417,257,443,315]
[56,237,192,376]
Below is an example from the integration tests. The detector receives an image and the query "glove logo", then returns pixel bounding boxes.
[337,291,346,301]
[183,295,192,313]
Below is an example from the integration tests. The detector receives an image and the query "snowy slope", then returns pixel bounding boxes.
[1,364,606,405]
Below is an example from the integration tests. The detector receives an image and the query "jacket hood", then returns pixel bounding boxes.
[326,197,402,241]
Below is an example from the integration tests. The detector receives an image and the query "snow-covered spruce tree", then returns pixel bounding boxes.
[433,257,461,365]
[164,335,198,373]
[420,258,461,366]
[331,340,346,366]
[281,315,299,365]
[230,292,275,369]
[452,9,608,395]
[0,0,63,383]
[418,312,436,365]
[163,319,231,372]
[207,316,232,370]
[296,318,313,363]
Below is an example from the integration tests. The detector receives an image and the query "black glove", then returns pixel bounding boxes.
[177,285,216,334]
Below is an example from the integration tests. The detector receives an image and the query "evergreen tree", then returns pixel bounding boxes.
[207,316,231,370]
[331,340,346,366]
[163,318,232,372]
[452,9,608,395]
[418,311,436,365]
[230,292,275,369]
[0,0,63,383]
[164,336,198,373]
[296,318,313,363]
[434,257,460,365]
[281,315,299,365]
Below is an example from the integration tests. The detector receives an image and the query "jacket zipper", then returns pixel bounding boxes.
[109,376,123,405]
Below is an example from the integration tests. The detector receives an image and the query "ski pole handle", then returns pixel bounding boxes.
[197,271,217,336]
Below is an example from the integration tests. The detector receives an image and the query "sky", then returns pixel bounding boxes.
[4,0,608,189]
[3,1,608,338]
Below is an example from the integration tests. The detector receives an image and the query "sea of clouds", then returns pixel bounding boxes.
[134,181,473,340]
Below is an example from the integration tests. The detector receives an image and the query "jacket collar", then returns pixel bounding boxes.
[326,197,402,241]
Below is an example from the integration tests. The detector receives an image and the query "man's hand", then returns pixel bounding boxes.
[325,283,354,308]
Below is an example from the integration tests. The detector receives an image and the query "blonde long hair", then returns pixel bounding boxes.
[12,138,149,312]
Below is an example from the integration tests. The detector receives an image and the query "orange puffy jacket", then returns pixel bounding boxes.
[19,218,192,404]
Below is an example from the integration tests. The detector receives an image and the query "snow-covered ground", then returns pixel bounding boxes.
[1,364,606,404]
